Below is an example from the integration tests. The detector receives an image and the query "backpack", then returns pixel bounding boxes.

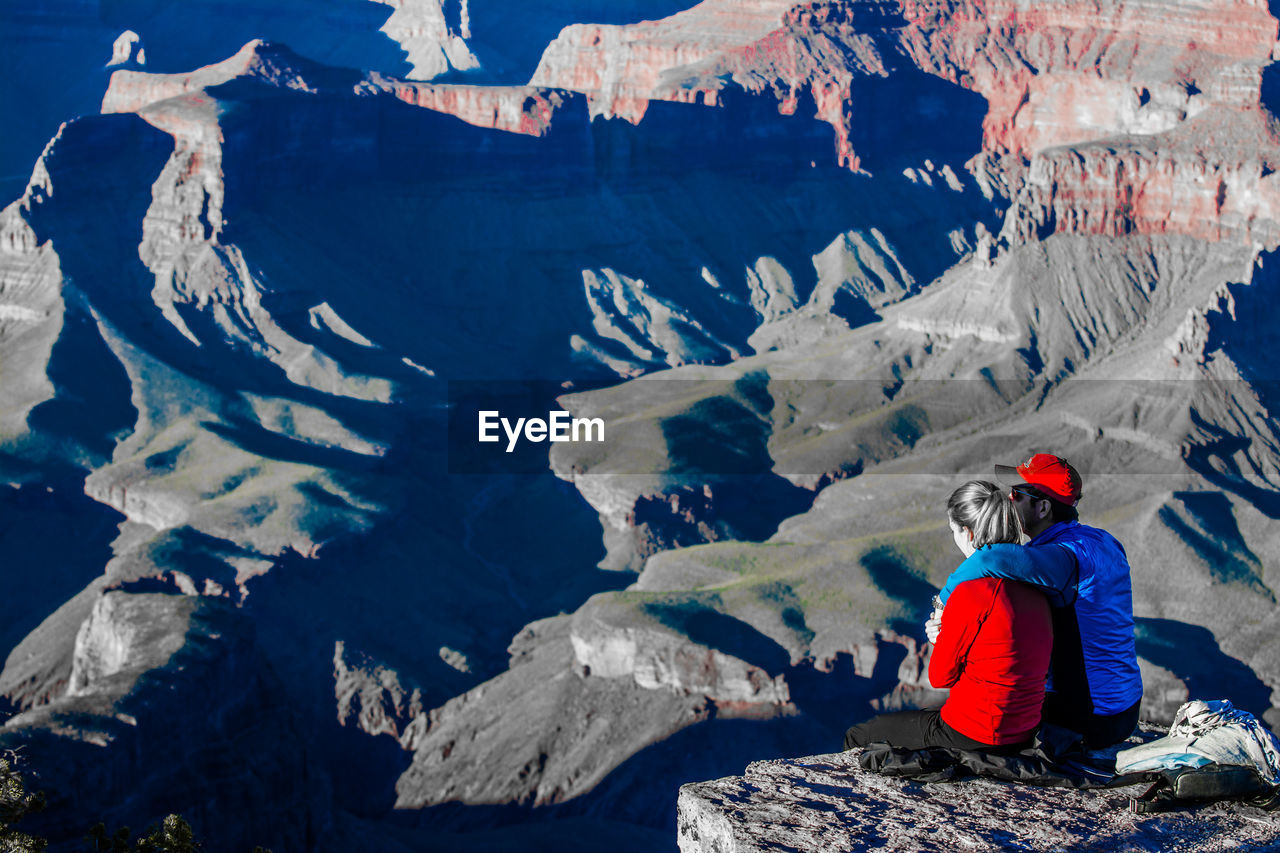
[1129,763,1280,814]
[1115,700,1280,814]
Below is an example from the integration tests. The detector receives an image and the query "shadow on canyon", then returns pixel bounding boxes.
[787,645,917,734]
[244,464,630,703]
[216,79,994,381]
[1189,245,1280,519]
[397,713,836,845]
[3,49,1001,853]
[466,0,700,83]
[1135,616,1274,720]
[1158,491,1272,599]
[645,600,794,676]
[0,484,124,696]
[393,645,915,848]
[1263,62,1280,118]
[860,544,938,634]
[22,63,997,459]
[25,300,139,466]
[0,0,412,202]
[98,0,412,76]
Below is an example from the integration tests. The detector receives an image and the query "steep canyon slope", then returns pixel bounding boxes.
[1,0,1279,850]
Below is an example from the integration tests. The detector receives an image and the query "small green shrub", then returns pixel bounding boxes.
[4,752,273,853]
[1,752,47,853]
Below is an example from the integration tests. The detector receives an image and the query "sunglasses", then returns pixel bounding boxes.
[1009,485,1048,502]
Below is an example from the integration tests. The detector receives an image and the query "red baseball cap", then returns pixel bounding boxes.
[995,453,1082,506]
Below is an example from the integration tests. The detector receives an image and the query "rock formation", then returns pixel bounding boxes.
[65,591,193,697]
[109,30,145,67]
[1,0,1279,850]
[370,78,580,134]
[529,0,797,121]
[393,614,721,808]
[533,0,1279,178]
[333,639,426,744]
[369,0,480,80]
[677,746,1280,851]
[6,591,326,851]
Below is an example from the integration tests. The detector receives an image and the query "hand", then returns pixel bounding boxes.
[925,608,943,644]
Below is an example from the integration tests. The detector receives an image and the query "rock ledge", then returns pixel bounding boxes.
[677,750,1280,852]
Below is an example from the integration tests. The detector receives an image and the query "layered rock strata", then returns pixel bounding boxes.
[372,79,579,134]
[529,0,796,121]
[0,141,64,442]
[1000,109,1280,248]
[532,0,1279,176]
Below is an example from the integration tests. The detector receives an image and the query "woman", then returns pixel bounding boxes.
[843,480,1053,753]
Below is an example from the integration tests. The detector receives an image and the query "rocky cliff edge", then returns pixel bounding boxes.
[676,747,1280,852]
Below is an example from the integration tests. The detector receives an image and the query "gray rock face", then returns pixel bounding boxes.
[333,639,425,744]
[66,591,194,697]
[2,591,327,851]
[569,597,791,705]
[393,614,739,809]
[677,750,1280,852]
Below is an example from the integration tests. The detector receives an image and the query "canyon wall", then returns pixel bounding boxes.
[1,1,1279,850]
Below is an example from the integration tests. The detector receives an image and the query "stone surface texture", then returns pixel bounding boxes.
[677,749,1280,852]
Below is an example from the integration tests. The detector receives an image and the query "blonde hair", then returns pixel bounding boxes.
[947,480,1021,548]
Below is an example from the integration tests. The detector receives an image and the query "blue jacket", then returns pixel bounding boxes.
[939,521,1143,716]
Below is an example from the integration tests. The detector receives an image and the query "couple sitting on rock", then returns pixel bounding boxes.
[844,453,1143,755]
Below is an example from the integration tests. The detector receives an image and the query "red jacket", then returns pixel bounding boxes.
[929,577,1053,745]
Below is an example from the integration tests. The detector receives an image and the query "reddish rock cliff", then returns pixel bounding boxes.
[371,78,581,135]
[531,0,1279,176]
[1001,107,1280,247]
[529,0,796,121]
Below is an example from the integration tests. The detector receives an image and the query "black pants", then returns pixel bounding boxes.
[1043,693,1140,748]
[843,708,1029,754]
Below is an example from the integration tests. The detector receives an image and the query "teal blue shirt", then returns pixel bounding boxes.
[939,541,1077,607]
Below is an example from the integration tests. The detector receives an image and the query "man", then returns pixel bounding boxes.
[933,454,1143,747]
